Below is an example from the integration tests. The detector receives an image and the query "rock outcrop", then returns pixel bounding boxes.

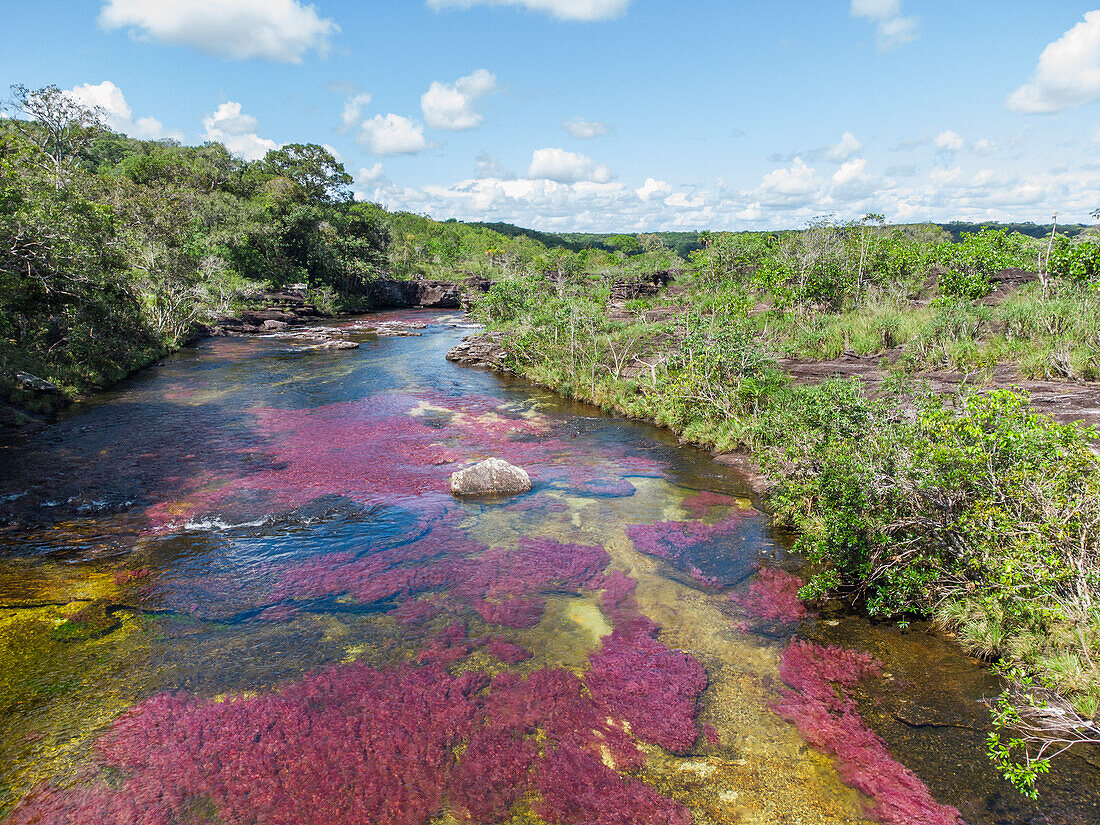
[364,279,462,310]
[450,458,532,497]
[447,335,508,371]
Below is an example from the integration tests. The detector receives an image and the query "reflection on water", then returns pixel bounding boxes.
[0,311,1096,824]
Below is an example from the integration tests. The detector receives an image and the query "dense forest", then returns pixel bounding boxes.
[5,84,1100,794]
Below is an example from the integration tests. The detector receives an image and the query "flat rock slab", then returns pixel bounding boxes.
[451,458,532,497]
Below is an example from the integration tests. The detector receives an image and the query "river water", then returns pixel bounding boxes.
[0,311,1097,825]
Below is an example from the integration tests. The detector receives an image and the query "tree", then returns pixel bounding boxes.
[6,84,103,188]
[261,143,352,205]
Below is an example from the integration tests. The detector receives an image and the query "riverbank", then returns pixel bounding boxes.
[451,294,1100,794]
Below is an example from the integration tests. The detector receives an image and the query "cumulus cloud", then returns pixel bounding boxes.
[99,0,338,62]
[426,0,631,21]
[1007,11,1100,114]
[339,93,372,133]
[824,131,863,162]
[358,163,386,183]
[850,0,919,51]
[933,130,965,153]
[421,69,498,131]
[636,177,672,200]
[527,147,613,182]
[64,80,181,140]
[972,138,997,156]
[563,116,608,139]
[757,158,821,205]
[203,101,278,160]
[359,114,431,155]
[354,155,1100,233]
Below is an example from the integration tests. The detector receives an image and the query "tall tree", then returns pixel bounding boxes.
[6,85,103,189]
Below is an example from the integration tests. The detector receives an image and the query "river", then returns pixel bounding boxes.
[0,311,1096,824]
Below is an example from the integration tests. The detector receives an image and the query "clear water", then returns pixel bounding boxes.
[0,311,1096,824]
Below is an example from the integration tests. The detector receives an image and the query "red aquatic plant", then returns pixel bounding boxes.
[8,608,705,825]
[585,622,708,754]
[485,636,532,664]
[112,568,149,585]
[534,743,692,825]
[450,728,537,823]
[625,511,750,586]
[141,385,667,534]
[703,723,720,747]
[733,567,810,623]
[773,640,964,825]
[680,490,746,518]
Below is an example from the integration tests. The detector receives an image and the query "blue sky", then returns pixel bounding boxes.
[4,1,1100,231]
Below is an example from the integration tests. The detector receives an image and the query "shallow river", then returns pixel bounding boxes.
[0,311,1097,825]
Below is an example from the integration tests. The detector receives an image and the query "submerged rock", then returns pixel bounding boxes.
[450,458,532,497]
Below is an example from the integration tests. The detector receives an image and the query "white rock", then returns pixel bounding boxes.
[450,458,532,497]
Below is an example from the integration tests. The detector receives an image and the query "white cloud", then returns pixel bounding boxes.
[972,138,997,156]
[421,69,498,131]
[99,0,337,62]
[359,114,431,155]
[832,158,868,187]
[339,93,372,132]
[1006,11,1100,114]
[203,101,278,160]
[636,177,672,199]
[850,0,919,51]
[564,116,608,139]
[665,192,705,209]
[355,157,1100,233]
[934,130,965,152]
[358,163,386,183]
[527,147,612,182]
[426,0,631,21]
[825,131,863,162]
[64,80,181,140]
[758,158,821,205]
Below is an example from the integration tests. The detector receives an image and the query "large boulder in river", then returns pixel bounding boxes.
[450,458,532,497]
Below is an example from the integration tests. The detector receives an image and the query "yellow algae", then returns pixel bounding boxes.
[0,561,125,606]
[0,606,159,812]
[679,760,718,777]
[342,642,367,663]
[514,594,611,672]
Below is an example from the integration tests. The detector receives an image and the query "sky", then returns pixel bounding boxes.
[3,1,1100,231]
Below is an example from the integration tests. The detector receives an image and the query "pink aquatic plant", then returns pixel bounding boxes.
[703,723,720,747]
[8,576,706,825]
[680,490,746,518]
[112,568,149,585]
[733,567,810,623]
[625,511,749,586]
[485,636,532,664]
[773,640,964,825]
[139,382,668,535]
[586,624,708,754]
[535,743,692,825]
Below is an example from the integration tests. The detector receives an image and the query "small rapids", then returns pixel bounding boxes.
[0,311,1097,824]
